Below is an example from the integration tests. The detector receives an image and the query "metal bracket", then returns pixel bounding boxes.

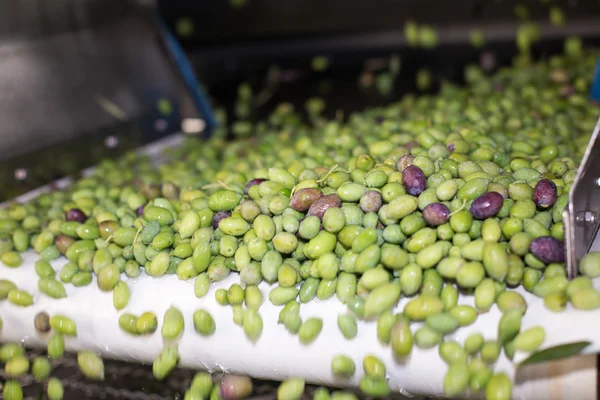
[565,116,600,279]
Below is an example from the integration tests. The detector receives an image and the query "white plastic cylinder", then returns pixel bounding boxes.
[0,251,598,399]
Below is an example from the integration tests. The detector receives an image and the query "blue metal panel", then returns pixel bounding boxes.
[154,12,217,129]
[591,56,600,102]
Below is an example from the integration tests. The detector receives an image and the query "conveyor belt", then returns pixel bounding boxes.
[1,134,598,400]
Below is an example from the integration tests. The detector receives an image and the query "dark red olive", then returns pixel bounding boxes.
[55,235,75,255]
[244,178,267,195]
[307,193,342,219]
[213,211,232,229]
[136,205,146,216]
[65,208,87,223]
[422,203,450,226]
[402,165,426,196]
[529,236,565,263]
[290,188,323,212]
[533,179,557,209]
[469,192,504,220]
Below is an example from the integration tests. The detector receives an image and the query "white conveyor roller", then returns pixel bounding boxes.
[0,252,598,399]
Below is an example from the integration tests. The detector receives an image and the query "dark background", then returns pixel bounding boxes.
[0,0,599,200]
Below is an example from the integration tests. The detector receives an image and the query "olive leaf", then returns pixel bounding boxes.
[518,341,591,368]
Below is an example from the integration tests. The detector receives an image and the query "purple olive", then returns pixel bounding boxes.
[359,191,383,213]
[212,211,232,229]
[136,205,146,216]
[220,375,253,400]
[244,178,267,195]
[448,143,455,152]
[290,188,323,212]
[529,236,565,264]
[65,208,87,223]
[533,179,557,209]
[307,193,342,219]
[402,165,426,196]
[55,235,75,255]
[396,155,415,172]
[469,192,504,220]
[422,203,450,226]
